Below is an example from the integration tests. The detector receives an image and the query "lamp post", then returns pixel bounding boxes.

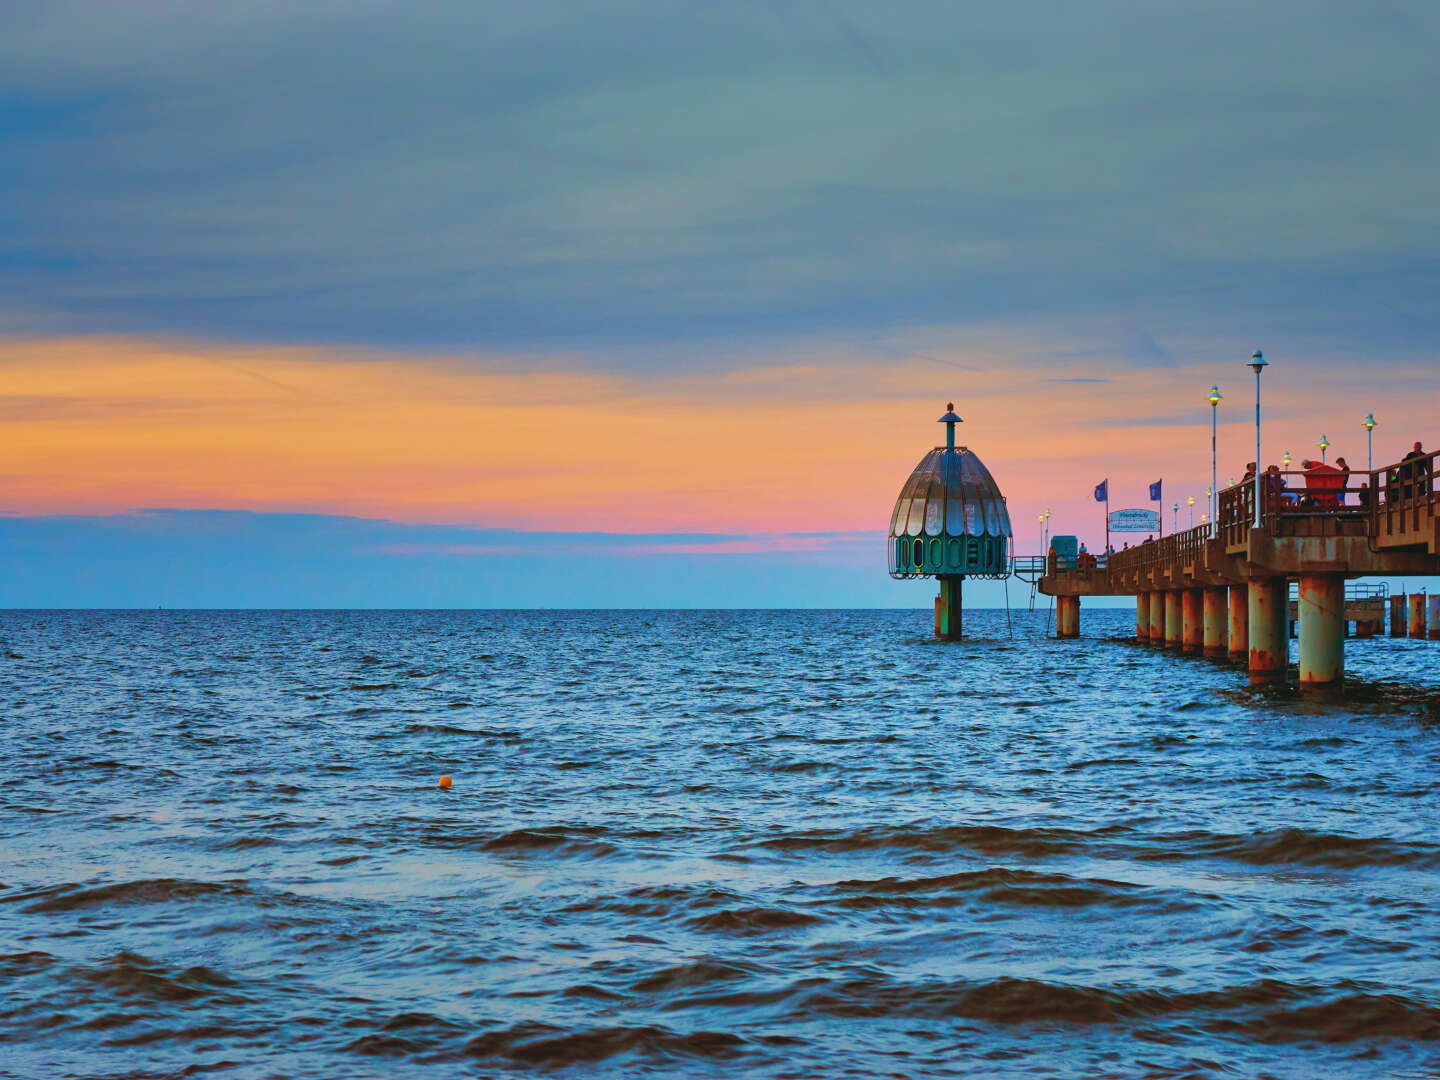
[1317,433,1330,464]
[1187,495,1195,528]
[1172,501,1179,532]
[1250,349,1267,529]
[1282,450,1292,469]
[1363,413,1377,471]
[1206,385,1222,523]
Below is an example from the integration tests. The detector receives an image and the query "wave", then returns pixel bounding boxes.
[685,907,824,934]
[751,822,1440,870]
[460,1021,747,1066]
[782,974,1440,1040]
[13,878,250,914]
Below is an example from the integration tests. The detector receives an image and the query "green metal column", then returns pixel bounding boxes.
[935,576,962,640]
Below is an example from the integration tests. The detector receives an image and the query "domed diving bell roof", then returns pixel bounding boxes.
[888,445,1013,580]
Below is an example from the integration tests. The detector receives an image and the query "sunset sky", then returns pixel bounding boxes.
[3,2,1438,606]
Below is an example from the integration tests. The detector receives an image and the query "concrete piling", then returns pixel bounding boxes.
[1136,593,1148,641]
[1164,592,1183,649]
[1390,593,1407,637]
[1203,587,1228,658]
[1248,578,1289,685]
[1297,575,1345,690]
[1056,594,1080,638]
[1409,592,1427,639]
[1149,591,1165,646]
[1182,589,1203,654]
[1228,585,1248,662]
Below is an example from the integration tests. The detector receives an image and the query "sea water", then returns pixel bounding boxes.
[2,609,1439,1078]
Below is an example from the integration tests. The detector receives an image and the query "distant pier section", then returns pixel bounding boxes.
[1040,452,1440,690]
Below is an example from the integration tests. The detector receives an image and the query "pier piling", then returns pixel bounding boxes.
[1136,593,1148,641]
[1429,595,1440,641]
[1164,592,1183,649]
[1182,589,1203,654]
[1203,587,1227,658]
[1409,592,1427,639]
[1056,594,1080,638]
[1148,592,1164,646]
[1390,593,1407,637]
[1248,578,1289,685]
[1297,575,1345,690]
[1228,585,1248,662]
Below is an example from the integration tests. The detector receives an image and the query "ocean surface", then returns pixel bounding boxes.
[3,608,1440,1079]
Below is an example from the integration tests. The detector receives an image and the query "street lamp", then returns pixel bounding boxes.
[1206,385,1222,522]
[1172,501,1179,532]
[1282,450,1292,468]
[1317,433,1330,464]
[1187,495,1195,527]
[1363,413,1377,471]
[1249,349,1267,528]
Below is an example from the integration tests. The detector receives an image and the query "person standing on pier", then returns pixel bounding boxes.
[1335,457,1351,505]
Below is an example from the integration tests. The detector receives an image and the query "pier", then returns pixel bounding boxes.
[1038,450,1440,689]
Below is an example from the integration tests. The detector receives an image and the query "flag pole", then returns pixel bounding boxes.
[1104,485,1110,563]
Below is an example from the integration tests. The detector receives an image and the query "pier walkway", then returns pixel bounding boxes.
[1038,449,1440,689]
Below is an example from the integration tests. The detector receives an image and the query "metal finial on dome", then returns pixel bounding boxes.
[937,402,963,449]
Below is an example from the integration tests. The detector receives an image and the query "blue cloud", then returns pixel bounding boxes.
[1,3,1438,358]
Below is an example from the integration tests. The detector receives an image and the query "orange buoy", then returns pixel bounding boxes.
[437,775,453,789]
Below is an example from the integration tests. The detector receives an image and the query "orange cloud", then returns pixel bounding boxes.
[0,334,1429,547]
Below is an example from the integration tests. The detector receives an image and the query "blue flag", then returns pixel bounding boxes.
[1149,480,1162,501]
[1094,479,1108,503]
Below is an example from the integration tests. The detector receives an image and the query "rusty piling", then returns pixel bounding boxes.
[1136,593,1148,641]
[1203,587,1227,658]
[1164,591,1183,649]
[1429,595,1440,641]
[1390,593,1407,637]
[1248,578,1289,685]
[1182,589,1203,654]
[1297,574,1345,690]
[1148,591,1165,646]
[1056,594,1080,638]
[1228,585,1248,662]
[1409,592,1427,639]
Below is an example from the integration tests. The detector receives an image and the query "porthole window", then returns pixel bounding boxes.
[896,538,906,570]
[947,539,961,567]
[912,538,924,568]
[928,539,941,567]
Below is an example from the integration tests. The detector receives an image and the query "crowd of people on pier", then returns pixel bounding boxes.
[1233,440,1432,515]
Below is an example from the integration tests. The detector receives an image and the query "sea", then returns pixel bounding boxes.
[2,608,1439,1079]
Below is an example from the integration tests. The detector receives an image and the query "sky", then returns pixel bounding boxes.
[2,1,1438,607]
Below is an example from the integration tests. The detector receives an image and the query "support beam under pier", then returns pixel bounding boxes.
[1203,587,1228,658]
[1056,594,1080,639]
[1228,585,1248,662]
[1149,591,1165,646]
[1248,578,1289,685]
[1298,574,1345,690]
[1164,591,1183,649]
[1182,589,1203,654]
[1136,593,1148,641]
